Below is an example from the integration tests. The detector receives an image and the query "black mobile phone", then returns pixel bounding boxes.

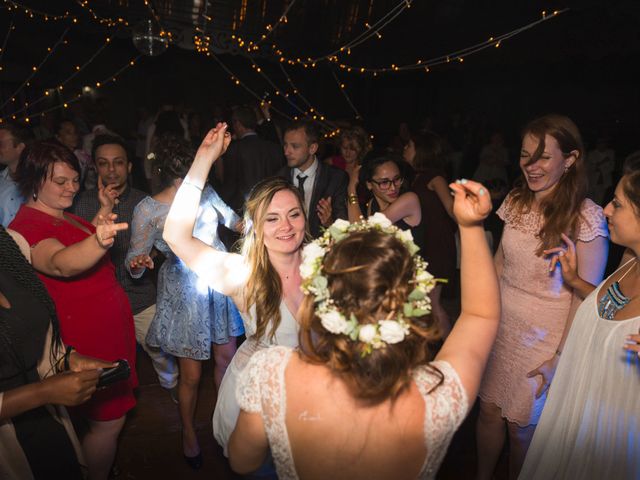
[97,359,130,388]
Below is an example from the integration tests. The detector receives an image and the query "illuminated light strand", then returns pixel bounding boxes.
[248,57,334,129]
[0,15,14,73]
[3,55,142,123]
[330,68,361,120]
[2,0,74,21]
[205,51,293,121]
[331,9,568,74]
[277,63,335,127]
[0,27,70,111]
[255,0,299,46]
[74,0,129,27]
[11,34,117,118]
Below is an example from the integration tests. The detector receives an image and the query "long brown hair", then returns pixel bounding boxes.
[299,229,442,404]
[509,114,587,255]
[240,177,308,340]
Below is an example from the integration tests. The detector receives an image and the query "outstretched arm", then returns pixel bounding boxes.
[436,180,500,401]
[163,124,249,299]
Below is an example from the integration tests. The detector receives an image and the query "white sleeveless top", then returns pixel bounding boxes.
[236,346,469,479]
[520,263,640,479]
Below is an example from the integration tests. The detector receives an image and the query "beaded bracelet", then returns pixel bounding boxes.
[348,194,358,205]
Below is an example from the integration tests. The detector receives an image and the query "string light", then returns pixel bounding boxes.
[0,27,70,111]
[2,0,74,22]
[3,54,142,123]
[254,0,299,46]
[326,9,568,75]
[0,15,14,73]
[74,0,128,27]
[330,68,361,120]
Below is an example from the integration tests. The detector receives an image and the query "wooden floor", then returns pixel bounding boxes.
[115,294,508,479]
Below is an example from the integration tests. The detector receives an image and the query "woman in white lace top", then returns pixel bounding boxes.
[227,178,501,479]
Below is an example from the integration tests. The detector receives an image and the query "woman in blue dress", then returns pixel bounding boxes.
[125,134,243,469]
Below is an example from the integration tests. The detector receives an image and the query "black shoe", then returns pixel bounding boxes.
[183,452,203,470]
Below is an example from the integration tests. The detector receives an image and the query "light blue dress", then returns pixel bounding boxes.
[126,185,244,360]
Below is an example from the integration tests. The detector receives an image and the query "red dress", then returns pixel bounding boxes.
[10,205,137,421]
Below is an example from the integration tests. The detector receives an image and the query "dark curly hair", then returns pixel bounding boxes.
[299,229,442,404]
[0,225,64,373]
[151,133,195,188]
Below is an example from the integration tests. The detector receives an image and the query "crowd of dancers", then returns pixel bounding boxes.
[0,105,639,480]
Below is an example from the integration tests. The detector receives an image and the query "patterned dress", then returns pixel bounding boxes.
[236,347,469,480]
[126,185,244,360]
[479,197,608,426]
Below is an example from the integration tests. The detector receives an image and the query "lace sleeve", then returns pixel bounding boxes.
[577,199,609,242]
[205,184,240,229]
[125,197,156,279]
[415,360,469,479]
[236,346,291,414]
[495,194,511,222]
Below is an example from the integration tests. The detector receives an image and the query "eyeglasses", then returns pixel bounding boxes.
[370,176,403,190]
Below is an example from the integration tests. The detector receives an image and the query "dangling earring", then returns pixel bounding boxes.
[32,191,37,201]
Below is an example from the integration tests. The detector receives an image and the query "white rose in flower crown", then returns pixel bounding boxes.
[396,229,414,244]
[367,212,393,229]
[320,309,349,334]
[331,218,351,232]
[299,261,316,280]
[358,324,378,343]
[378,320,407,344]
[302,242,325,265]
[416,269,434,283]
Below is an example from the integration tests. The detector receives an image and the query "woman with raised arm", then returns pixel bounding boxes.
[475,115,609,480]
[163,123,308,456]
[8,141,137,480]
[519,171,640,479]
[226,179,499,479]
[126,134,244,469]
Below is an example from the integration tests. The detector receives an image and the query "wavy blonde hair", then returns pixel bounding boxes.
[241,177,308,340]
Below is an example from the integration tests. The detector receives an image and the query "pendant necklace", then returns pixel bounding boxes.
[598,259,638,320]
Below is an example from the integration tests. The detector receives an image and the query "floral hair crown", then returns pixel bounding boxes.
[300,213,438,355]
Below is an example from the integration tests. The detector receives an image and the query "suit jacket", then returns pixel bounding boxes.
[278,162,349,238]
[217,134,285,213]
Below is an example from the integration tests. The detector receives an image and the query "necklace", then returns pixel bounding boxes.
[598,259,639,320]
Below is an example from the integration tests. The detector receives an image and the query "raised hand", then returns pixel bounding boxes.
[317,196,333,227]
[129,254,154,271]
[195,123,231,167]
[95,214,128,249]
[544,233,578,278]
[98,181,119,209]
[347,164,361,190]
[449,179,492,227]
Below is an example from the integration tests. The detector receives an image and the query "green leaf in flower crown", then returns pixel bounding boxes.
[407,242,420,255]
[347,313,359,339]
[312,275,328,290]
[403,302,413,317]
[408,288,425,301]
[412,307,429,317]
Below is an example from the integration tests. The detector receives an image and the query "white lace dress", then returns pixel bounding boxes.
[213,302,299,453]
[519,265,640,479]
[236,346,469,479]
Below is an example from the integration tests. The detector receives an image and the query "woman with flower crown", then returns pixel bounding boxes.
[226,177,500,479]
[162,123,309,458]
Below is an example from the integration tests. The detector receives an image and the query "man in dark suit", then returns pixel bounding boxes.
[214,105,284,213]
[279,120,348,238]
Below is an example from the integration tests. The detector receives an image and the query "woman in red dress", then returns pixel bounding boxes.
[9,141,137,480]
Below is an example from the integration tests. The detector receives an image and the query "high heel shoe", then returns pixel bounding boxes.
[183,451,203,470]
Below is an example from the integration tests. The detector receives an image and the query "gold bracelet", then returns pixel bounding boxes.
[348,194,358,205]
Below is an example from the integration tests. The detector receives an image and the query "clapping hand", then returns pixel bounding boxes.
[195,123,232,166]
[98,181,119,209]
[449,179,492,227]
[95,213,128,249]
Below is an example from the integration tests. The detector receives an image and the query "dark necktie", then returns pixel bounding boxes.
[297,174,307,201]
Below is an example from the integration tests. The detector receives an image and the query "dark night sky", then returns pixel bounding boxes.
[1,0,639,152]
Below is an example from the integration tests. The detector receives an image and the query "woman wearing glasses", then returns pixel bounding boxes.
[347,154,421,233]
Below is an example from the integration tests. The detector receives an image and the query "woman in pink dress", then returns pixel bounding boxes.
[9,141,136,480]
[475,114,609,479]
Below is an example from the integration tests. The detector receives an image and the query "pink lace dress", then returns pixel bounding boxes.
[236,346,469,480]
[479,197,608,426]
